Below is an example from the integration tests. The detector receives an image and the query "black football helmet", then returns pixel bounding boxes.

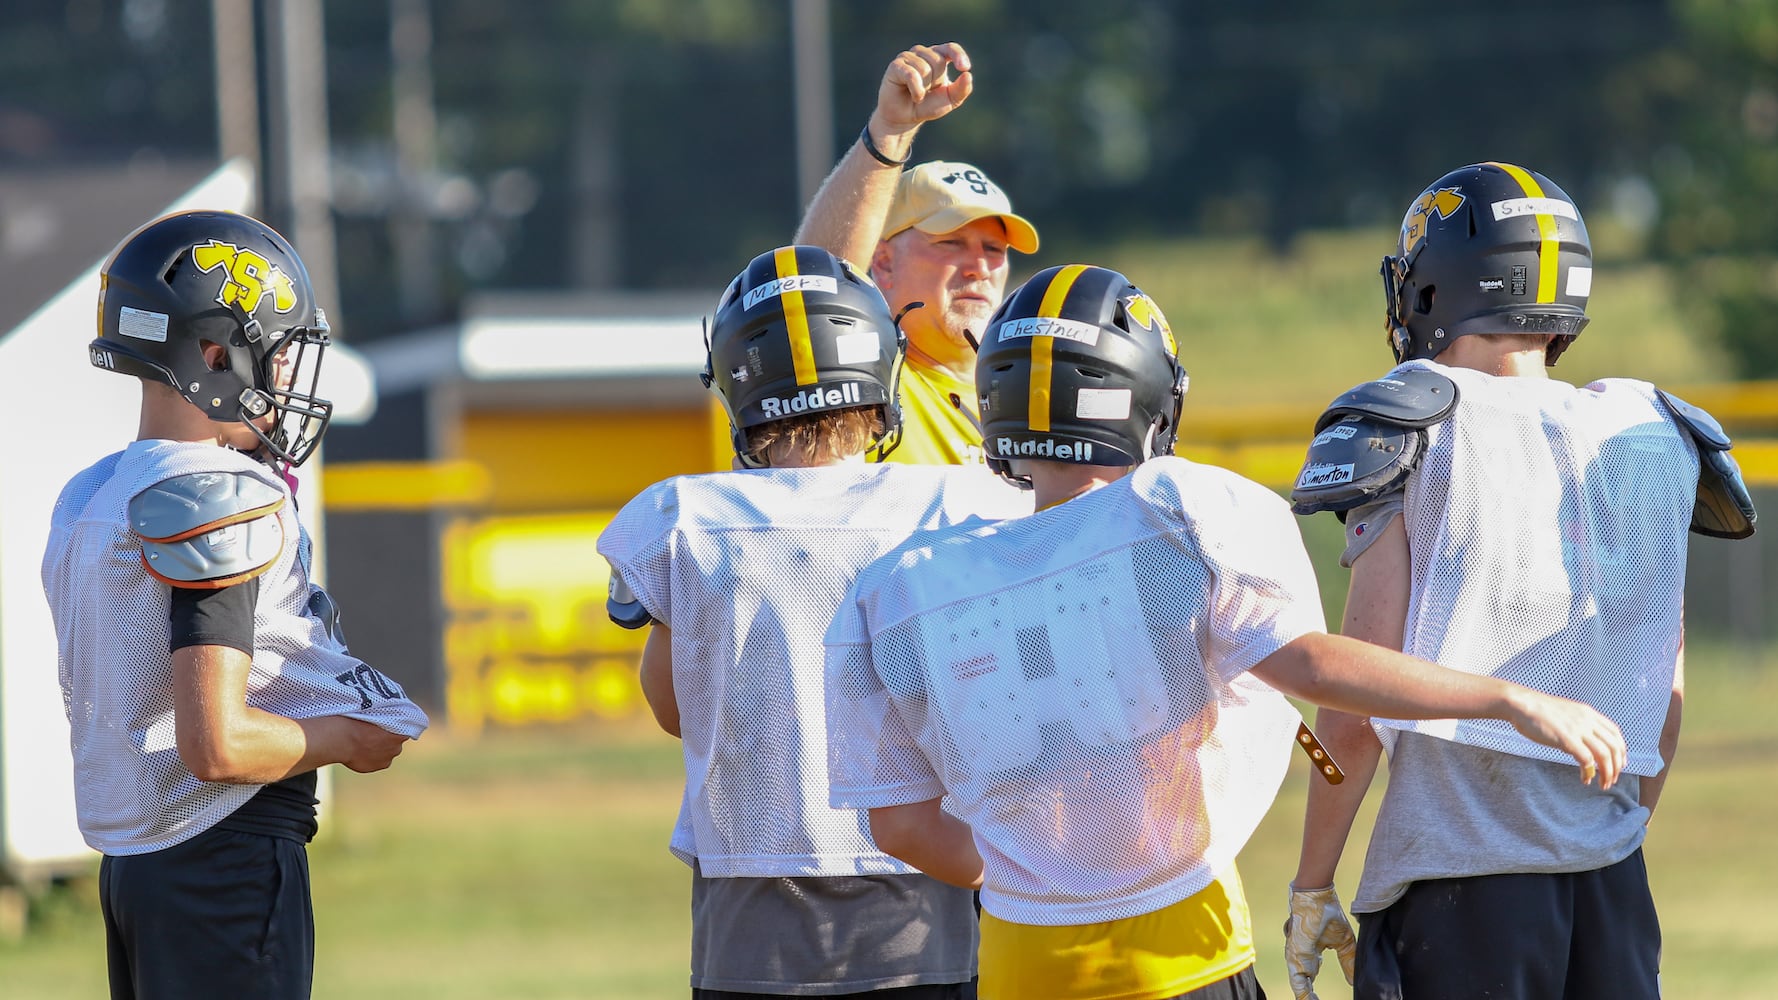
[976,264,1188,487]
[703,245,904,467]
[92,210,334,467]
[1383,162,1592,366]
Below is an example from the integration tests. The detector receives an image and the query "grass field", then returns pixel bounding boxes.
[2,643,1774,999]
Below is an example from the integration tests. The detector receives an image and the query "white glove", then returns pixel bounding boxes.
[1284,885,1358,1000]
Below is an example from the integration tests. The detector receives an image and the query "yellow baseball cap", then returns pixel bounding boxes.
[882,161,1040,254]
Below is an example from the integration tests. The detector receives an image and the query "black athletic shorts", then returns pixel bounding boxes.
[100,778,319,1000]
[1354,849,1660,1000]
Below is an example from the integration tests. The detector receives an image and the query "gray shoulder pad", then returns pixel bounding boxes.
[606,572,655,630]
[1655,388,1731,451]
[1312,368,1460,434]
[1656,389,1757,539]
[1289,413,1427,517]
[1291,370,1456,517]
[130,471,287,587]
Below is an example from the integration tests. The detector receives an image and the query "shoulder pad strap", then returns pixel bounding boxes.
[1290,413,1427,517]
[607,572,655,630]
[1656,389,1757,539]
[1313,368,1459,434]
[131,471,287,588]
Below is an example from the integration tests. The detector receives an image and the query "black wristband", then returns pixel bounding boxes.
[859,124,910,167]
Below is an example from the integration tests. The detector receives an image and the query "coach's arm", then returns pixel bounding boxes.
[868,798,984,889]
[794,42,973,266]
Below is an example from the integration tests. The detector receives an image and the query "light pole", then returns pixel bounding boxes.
[791,0,833,211]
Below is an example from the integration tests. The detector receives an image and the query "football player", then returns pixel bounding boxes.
[44,209,428,999]
[598,245,1031,998]
[824,262,1628,1000]
[1283,163,1755,1000]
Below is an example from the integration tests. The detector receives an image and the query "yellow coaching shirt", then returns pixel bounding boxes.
[976,867,1255,1000]
[885,362,985,466]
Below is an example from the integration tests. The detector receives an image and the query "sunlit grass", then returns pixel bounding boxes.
[3,651,1772,999]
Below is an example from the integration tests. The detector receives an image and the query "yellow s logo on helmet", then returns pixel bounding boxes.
[192,239,299,317]
[1123,293,1176,359]
[1400,187,1466,255]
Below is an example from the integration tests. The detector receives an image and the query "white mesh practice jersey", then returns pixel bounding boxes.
[1377,361,1695,776]
[598,462,1032,877]
[826,457,1318,926]
[42,440,429,856]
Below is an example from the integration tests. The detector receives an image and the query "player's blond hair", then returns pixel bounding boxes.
[744,406,884,468]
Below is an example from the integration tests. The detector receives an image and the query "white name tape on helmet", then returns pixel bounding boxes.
[743,275,837,310]
[997,316,1102,345]
[1566,266,1593,297]
[1490,197,1580,222]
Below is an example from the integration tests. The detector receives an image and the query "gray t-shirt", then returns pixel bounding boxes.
[689,861,978,994]
[1338,497,1652,913]
[1352,731,1649,913]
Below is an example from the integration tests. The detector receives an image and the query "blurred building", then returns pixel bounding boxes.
[323,290,729,731]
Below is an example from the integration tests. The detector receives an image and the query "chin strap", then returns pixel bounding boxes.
[1296,722,1345,784]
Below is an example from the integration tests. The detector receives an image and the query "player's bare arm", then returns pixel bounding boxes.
[1250,632,1628,790]
[1286,516,1406,1000]
[1293,514,1408,889]
[868,797,985,890]
[173,644,408,782]
[638,624,681,738]
[794,42,974,268]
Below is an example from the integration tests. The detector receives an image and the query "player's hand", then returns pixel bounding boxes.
[1284,885,1357,1000]
[336,718,411,773]
[875,42,974,137]
[1502,686,1627,788]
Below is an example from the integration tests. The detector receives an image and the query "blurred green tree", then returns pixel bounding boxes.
[1635,0,1778,375]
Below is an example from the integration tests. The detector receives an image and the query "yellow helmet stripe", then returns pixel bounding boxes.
[1028,264,1090,433]
[1489,162,1559,304]
[774,246,819,385]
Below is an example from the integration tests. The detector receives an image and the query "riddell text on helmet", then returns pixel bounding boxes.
[757,381,863,418]
[996,437,1094,461]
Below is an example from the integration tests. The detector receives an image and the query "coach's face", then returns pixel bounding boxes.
[873,217,1010,371]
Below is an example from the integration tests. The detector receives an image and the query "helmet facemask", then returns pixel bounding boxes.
[243,306,334,468]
